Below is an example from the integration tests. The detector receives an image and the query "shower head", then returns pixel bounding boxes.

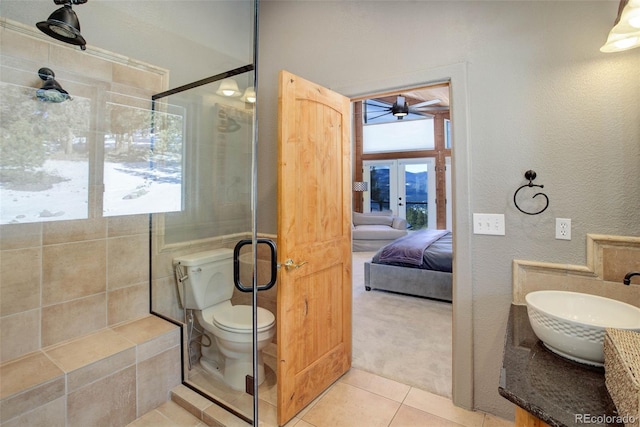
[36,67,70,103]
[37,0,88,51]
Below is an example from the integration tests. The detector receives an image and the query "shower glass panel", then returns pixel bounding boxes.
[150,68,265,424]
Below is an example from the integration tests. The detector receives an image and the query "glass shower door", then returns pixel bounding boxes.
[149,66,269,424]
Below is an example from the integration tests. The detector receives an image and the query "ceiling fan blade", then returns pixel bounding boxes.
[411,106,449,111]
[411,99,441,108]
[367,111,392,121]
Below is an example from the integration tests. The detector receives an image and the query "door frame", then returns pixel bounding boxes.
[340,62,473,409]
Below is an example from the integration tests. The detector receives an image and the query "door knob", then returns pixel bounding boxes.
[283,259,308,271]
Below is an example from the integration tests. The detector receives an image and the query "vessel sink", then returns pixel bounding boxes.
[525,290,640,366]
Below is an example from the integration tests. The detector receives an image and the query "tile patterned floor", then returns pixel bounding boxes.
[131,368,515,427]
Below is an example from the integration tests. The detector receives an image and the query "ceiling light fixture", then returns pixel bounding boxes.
[391,96,409,119]
[216,78,241,97]
[36,67,71,103]
[601,0,640,53]
[242,86,256,103]
[37,0,88,51]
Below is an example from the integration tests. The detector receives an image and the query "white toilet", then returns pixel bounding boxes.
[174,249,275,391]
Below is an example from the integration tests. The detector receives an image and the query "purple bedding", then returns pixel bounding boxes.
[372,229,453,273]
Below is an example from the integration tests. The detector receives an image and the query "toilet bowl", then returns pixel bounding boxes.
[174,249,276,391]
[196,302,275,390]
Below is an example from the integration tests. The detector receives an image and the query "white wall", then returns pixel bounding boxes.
[257,0,640,418]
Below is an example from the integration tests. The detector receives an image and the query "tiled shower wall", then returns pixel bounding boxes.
[0,19,180,426]
[0,18,168,363]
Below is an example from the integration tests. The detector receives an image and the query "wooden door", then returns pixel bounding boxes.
[277,70,352,425]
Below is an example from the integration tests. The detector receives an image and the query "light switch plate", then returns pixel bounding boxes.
[473,213,505,235]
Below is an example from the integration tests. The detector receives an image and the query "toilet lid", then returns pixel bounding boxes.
[212,305,275,333]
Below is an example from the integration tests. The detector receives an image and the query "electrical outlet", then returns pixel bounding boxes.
[556,218,571,240]
[473,213,505,235]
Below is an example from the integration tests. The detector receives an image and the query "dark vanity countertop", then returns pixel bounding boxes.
[499,304,623,427]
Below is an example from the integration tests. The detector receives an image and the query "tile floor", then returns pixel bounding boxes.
[130,368,515,427]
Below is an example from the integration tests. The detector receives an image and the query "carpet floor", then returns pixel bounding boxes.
[351,251,453,398]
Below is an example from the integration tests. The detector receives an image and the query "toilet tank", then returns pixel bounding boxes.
[174,249,234,310]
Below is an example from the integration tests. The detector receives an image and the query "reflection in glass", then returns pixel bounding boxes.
[103,97,183,217]
[161,85,254,245]
[0,82,90,224]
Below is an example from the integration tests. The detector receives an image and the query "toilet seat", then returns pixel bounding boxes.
[212,305,275,334]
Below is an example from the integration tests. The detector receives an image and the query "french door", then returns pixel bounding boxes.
[362,158,436,230]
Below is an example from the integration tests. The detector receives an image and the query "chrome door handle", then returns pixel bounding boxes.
[283,259,308,271]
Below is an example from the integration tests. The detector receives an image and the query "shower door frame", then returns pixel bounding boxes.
[149,63,262,425]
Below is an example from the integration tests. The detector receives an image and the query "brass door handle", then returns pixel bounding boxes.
[283,259,308,271]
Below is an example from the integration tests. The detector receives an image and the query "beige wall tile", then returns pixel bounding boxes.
[45,328,135,374]
[0,352,65,423]
[156,400,204,426]
[136,346,181,416]
[151,276,183,322]
[0,222,42,250]
[112,315,179,361]
[1,247,41,316]
[0,27,50,64]
[43,218,107,245]
[602,247,640,282]
[171,384,215,420]
[49,43,113,82]
[41,293,106,347]
[108,214,150,238]
[66,348,136,393]
[1,396,65,427]
[67,365,137,427]
[112,63,165,92]
[107,234,149,290]
[601,282,640,307]
[0,310,40,363]
[0,351,64,399]
[42,240,106,305]
[0,377,65,424]
[108,282,149,326]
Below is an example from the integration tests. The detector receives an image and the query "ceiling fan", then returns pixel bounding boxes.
[364,95,445,121]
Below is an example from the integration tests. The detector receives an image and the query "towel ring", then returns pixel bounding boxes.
[513,170,549,215]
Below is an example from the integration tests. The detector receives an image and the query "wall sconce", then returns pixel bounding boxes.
[601,0,640,52]
[36,67,70,103]
[37,0,88,51]
[352,181,369,192]
[216,78,241,97]
[242,86,256,103]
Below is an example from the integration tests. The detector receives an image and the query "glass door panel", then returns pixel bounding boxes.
[399,158,435,230]
[363,161,396,213]
[150,67,265,425]
[363,159,436,229]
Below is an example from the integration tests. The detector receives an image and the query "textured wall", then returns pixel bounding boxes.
[257,0,640,419]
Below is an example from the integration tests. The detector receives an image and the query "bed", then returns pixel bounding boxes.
[364,229,453,302]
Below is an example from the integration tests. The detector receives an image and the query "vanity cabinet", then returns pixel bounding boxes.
[499,305,621,427]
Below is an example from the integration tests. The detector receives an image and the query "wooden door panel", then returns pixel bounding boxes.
[277,70,352,425]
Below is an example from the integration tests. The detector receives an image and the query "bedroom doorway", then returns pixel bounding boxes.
[351,81,454,398]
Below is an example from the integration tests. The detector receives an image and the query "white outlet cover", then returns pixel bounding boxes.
[555,218,571,240]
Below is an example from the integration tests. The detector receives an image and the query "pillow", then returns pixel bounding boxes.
[353,212,394,226]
